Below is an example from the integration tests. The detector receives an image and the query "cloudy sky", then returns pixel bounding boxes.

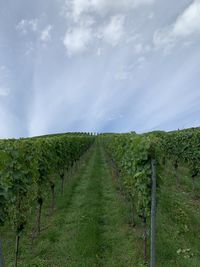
[0,0,200,138]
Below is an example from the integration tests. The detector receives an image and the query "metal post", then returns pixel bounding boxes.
[150,159,156,267]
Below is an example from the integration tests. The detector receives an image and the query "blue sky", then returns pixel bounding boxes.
[0,0,200,138]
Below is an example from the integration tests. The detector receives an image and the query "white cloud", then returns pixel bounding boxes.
[134,43,151,54]
[40,25,53,42]
[29,19,38,32]
[62,14,126,56]
[25,42,34,56]
[16,20,28,34]
[154,0,200,51]
[63,0,155,21]
[17,19,53,44]
[115,57,146,81]
[61,0,155,56]
[63,26,92,56]
[115,66,130,81]
[71,0,91,20]
[16,19,38,34]
[92,0,155,13]
[0,87,9,96]
[99,15,125,46]
[153,28,175,52]
[79,15,96,27]
[173,0,200,37]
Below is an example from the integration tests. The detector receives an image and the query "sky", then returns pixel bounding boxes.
[0,0,200,138]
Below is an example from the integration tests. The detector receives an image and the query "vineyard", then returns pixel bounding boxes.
[0,129,200,266]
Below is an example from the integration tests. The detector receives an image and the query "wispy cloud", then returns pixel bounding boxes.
[154,0,200,52]
[16,18,53,45]
[63,26,93,56]
[16,19,39,34]
[61,0,155,56]
[173,0,200,37]
[99,15,125,46]
[62,0,155,21]
[1,0,200,138]
[40,25,53,42]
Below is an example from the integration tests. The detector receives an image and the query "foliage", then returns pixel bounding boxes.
[0,134,94,232]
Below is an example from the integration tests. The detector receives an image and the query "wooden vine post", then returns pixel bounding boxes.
[14,233,20,267]
[150,158,157,267]
[0,239,4,267]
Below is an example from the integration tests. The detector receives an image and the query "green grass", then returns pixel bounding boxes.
[1,143,141,266]
[1,145,200,266]
[156,160,200,266]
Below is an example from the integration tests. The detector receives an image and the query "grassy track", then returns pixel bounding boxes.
[45,143,139,266]
[2,143,200,266]
[156,161,200,267]
[2,143,140,267]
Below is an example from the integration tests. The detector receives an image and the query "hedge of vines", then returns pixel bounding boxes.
[158,128,200,189]
[0,134,94,266]
[101,127,200,264]
[101,133,161,262]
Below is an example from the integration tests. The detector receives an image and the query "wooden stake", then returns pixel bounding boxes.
[0,239,4,267]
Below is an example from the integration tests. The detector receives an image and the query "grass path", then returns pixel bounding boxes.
[46,142,139,266]
[4,143,140,267]
[3,143,200,267]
